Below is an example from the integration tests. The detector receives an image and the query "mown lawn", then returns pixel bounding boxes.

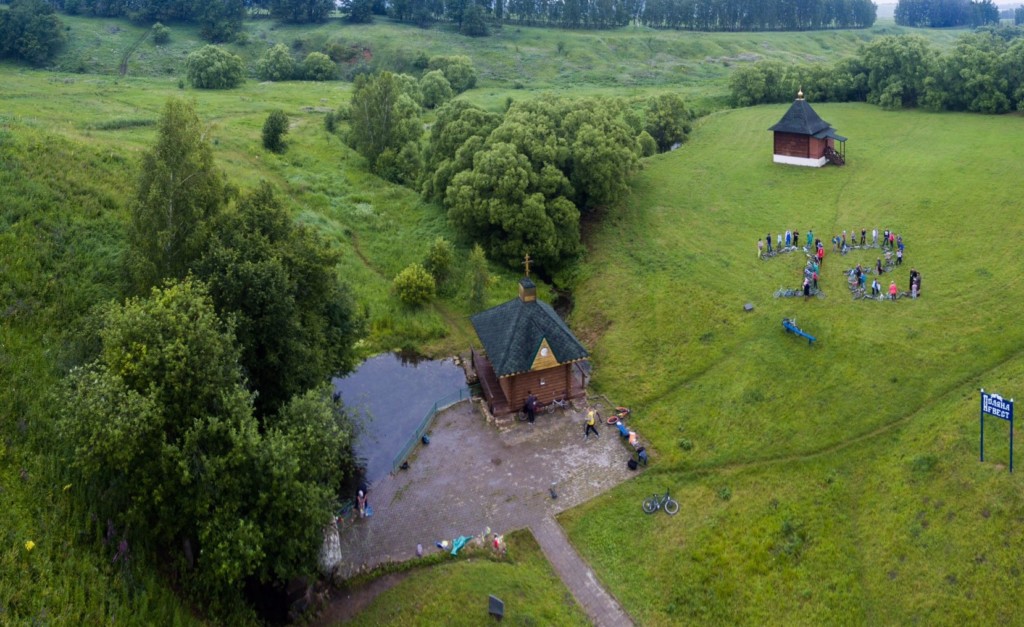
[562,104,1024,624]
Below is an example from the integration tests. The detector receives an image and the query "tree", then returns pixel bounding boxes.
[342,0,375,22]
[262,110,289,152]
[420,69,454,109]
[256,43,296,81]
[195,183,362,417]
[427,55,477,93]
[151,22,170,45]
[423,236,455,285]
[393,263,436,306]
[346,71,423,178]
[859,35,937,109]
[0,0,67,65]
[446,141,582,270]
[468,243,489,311]
[186,45,245,89]
[198,0,245,42]
[637,130,657,157]
[302,51,337,80]
[128,99,226,291]
[58,280,355,614]
[421,101,502,201]
[461,3,490,35]
[271,0,334,22]
[644,93,691,152]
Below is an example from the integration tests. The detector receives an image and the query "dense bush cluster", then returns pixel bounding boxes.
[423,96,687,270]
[256,44,339,81]
[730,28,1024,113]
[0,0,66,65]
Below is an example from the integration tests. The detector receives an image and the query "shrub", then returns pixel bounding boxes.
[262,109,288,153]
[302,52,336,81]
[423,237,455,285]
[151,22,170,45]
[427,55,477,93]
[256,43,295,82]
[185,45,244,89]
[324,111,336,133]
[637,130,657,157]
[394,263,435,307]
[420,70,453,109]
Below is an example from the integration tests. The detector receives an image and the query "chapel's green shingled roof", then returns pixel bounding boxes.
[768,98,834,136]
[470,286,589,378]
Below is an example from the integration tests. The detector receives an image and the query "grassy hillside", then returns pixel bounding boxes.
[561,104,1024,624]
[48,16,965,110]
[0,116,200,624]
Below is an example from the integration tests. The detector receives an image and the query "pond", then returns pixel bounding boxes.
[332,353,468,486]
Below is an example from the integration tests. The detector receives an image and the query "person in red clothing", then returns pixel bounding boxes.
[889,281,898,301]
[816,246,824,264]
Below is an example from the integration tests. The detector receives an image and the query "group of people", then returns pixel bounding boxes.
[759,228,818,258]
[832,228,905,256]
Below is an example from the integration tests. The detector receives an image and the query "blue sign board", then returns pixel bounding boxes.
[982,392,1013,421]
[980,389,1015,473]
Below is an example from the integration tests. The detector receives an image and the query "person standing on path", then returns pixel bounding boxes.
[584,408,600,440]
[861,228,866,246]
[889,281,898,301]
[871,277,881,297]
[766,233,773,253]
[525,390,537,423]
[896,249,903,265]
[357,487,368,518]
[876,258,884,276]
[785,230,792,248]
[807,230,814,249]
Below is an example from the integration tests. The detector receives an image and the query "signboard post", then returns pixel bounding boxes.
[980,389,1014,473]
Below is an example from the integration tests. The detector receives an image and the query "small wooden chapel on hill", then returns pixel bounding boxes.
[469,267,589,417]
[769,90,846,167]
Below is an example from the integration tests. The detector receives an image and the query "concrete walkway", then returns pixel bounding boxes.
[333,398,639,625]
[531,516,634,627]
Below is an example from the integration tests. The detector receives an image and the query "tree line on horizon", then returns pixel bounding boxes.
[25,0,878,38]
[894,0,999,28]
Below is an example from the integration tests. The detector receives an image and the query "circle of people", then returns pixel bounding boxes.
[760,227,922,300]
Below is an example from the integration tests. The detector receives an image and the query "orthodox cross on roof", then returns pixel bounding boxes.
[523,253,532,278]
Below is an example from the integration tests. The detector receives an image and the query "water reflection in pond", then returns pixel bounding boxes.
[332,353,467,486]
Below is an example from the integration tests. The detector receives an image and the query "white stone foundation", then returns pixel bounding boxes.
[773,154,827,167]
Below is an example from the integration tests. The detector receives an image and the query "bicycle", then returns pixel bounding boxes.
[544,396,569,413]
[642,488,679,515]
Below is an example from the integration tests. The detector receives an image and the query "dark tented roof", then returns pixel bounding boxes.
[768,98,834,137]
[471,294,589,378]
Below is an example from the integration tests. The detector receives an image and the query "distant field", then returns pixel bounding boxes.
[562,104,1024,624]
[47,16,965,110]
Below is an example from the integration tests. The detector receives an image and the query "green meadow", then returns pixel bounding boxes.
[561,104,1024,624]
[0,12,1017,624]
